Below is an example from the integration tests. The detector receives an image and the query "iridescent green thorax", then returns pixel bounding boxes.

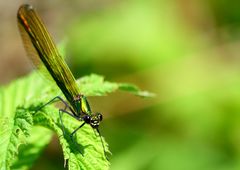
[73,94,91,116]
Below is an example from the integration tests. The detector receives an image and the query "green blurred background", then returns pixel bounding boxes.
[1,0,240,169]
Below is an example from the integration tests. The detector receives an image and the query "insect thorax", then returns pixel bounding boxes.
[73,94,91,115]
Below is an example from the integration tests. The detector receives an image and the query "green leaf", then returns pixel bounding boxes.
[77,74,118,96]
[0,72,112,170]
[11,126,53,170]
[118,83,155,97]
[0,72,53,170]
[77,74,154,97]
[0,71,151,169]
[31,104,111,170]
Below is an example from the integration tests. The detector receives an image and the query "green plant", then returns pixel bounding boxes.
[0,71,152,170]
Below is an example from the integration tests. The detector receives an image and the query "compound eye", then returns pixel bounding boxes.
[84,115,91,124]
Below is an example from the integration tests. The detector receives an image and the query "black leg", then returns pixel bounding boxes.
[34,95,78,136]
[34,96,72,114]
[34,96,88,155]
[58,109,66,136]
[69,122,86,155]
[58,108,81,136]
[70,122,86,138]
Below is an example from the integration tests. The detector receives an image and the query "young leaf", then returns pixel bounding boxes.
[77,74,118,96]
[77,74,154,97]
[118,83,155,97]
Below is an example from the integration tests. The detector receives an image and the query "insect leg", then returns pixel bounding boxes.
[58,108,80,136]
[70,122,86,139]
[34,96,72,114]
[69,122,86,155]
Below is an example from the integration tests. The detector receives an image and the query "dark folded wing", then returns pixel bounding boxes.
[17,4,79,104]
